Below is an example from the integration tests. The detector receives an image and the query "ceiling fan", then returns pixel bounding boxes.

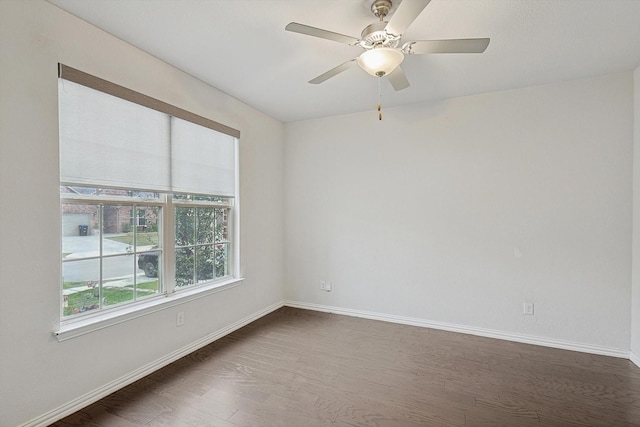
[285,0,490,91]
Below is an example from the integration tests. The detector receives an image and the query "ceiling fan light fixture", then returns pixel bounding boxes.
[357,47,404,77]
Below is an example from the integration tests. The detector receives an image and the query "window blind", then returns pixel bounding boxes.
[58,65,238,197]
[171,117,236,197]
[59,79,172,191]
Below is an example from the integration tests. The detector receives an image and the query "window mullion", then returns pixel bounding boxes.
[99,205,104,310]
[213,208,218,278]
[133,205,138,301]
[164,194,176,294]
[193,207,198,285]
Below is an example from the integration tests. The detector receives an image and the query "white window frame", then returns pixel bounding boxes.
[60,191,166,314]
[165,194,236,292]
[55,65,243,341]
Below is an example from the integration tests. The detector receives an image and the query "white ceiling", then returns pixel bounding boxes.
[48,0,640,123]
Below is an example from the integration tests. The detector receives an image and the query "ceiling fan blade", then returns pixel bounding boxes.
[285,22,360,46]
[309,59,358,84]
[387,66,410,91]
[385,0,432,36]
[404,38,490,54]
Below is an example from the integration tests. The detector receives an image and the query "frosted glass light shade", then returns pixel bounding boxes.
[357,47,404,77]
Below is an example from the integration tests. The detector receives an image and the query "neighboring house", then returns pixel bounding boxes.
[61,186,158,236]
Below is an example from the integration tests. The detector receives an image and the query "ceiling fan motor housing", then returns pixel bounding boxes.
[360,21,400,49]
[371,0,392,19]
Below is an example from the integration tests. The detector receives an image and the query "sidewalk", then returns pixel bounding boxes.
[62,273,158,295]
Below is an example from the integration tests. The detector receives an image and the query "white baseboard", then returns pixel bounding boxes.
[22,301,284,427]
[25,300,635,426]
[631,351,640,368]
[284,300,630,360]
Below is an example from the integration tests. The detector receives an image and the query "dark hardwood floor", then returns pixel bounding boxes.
[52,307,640,426]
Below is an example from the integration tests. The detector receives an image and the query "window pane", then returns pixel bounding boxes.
[102,205,134,254]
[215,208,229,243]
[215,243,229,278]
[196,207,214,244]
[196,245,214,283]
[101,206,161,255]
[130,191,160,199]
[136,250,162,282]
[135,207,160,249]
[136,275,160,300]
[175,247,194,287]
[62,258,99,283]
[62,204,99,260]
[61,186,99,196]
[175,207,195,246]
[62,259,100,316]
[103,255,135,307]
[173,193,230,203]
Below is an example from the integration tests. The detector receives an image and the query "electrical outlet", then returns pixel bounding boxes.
[320,281,332,292]
[523,303,534,315]
[176,311,185,327]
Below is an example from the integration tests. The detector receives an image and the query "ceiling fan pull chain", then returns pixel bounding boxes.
[378,76,382,120]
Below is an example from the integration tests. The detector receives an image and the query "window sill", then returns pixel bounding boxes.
[54,277,244,342]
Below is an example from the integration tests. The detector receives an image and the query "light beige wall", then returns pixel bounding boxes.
[0,1,284,426]
[284,72,633,353]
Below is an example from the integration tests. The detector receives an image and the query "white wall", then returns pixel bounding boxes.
[284,72,633,353]
[632,66,640,365]
[0,1,284,426]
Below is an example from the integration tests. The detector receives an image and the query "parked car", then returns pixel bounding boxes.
[137,251,159,278]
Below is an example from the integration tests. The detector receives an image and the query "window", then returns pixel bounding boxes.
[174,199,231,287]
[61,188,163,316]
[58,65,240,322]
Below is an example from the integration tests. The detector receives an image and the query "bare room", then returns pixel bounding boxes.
[1,0,639,426]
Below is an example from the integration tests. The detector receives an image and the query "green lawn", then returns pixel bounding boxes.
[63,280,159,316]
[106,231,159,247]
